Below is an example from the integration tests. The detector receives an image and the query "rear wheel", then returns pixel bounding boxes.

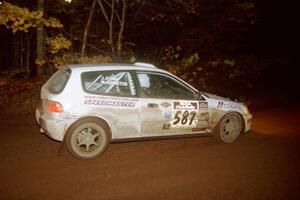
[65,118,109,159]
[214,112,242,143]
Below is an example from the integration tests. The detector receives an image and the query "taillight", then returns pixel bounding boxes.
[46,100,63,112]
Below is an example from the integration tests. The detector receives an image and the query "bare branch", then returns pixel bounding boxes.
[130,0,146,26]
[102,0,121,23]
[81,0,97,56]
[109,0,116,59]
[116,0,126,58]
[96,0,110,25]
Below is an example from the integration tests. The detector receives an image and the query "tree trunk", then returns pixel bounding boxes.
[97,0,116,60]
[26,34,31,77]
[81,0,97,56]
[109,0,116,60]
[36,0,45,76]
[12,33,20,68]
[20,33,24,69]
[116,0,127,60]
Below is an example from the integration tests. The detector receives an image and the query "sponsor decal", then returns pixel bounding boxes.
[163,123,171,130]
[101,80,128,86]
[100,76,128,86]
[174,101,197,110]
[217,101,242,110]
[217,101,224,108]
[199,101,208,110]
[84,99,136,107]
[84,95,138,102]
[84,95,137,108]
[161,102,171,108]
[164,111,172,120]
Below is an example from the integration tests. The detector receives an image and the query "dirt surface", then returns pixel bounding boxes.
[1,105,300,200]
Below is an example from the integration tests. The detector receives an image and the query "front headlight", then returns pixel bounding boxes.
[243,106,250,115]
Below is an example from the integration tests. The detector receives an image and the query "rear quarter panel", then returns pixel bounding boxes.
[61,69,141,139]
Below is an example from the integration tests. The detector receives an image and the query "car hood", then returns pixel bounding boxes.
[202,92,231,102]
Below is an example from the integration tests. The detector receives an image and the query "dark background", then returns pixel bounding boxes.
[0,0,299,97]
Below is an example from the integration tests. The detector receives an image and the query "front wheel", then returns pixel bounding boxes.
[65,118,109,159]
[214,112,242,143]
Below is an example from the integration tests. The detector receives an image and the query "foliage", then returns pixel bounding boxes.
[1,67,27,79]
[165,46,181,60]
[197,57,254,90]
[237,2,255,10]
[46,35,72,54]
[76,54,112,64]
[129,56,137,63]
[0,79,7,87]
[156,45,201,84]
[50,53,112,69]
[0,73,45,112]
[174,53,200,80]
[0,0,262,96]
[229,1,257,24]
[182,53,199,67]
[35,58,47,67]
[159,45,198,70]
[223,59,236,67]
[160,53,257,92]
[0,2,63,33]
[160,46,182,64]
[145,0,200,25]
[166,0,200,14]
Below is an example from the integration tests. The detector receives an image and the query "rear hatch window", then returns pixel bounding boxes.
[45,68,71,94]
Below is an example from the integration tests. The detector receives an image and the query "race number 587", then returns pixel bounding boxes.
[173,110,196,125]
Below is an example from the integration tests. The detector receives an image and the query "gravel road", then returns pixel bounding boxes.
[0,106,299,200]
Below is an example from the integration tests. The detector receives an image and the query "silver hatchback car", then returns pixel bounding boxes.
[36,62,252,159]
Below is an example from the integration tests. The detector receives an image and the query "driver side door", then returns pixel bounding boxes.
[136,71,203,137]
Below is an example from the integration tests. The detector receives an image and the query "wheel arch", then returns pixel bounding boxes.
[221,111,245,133]
[65,116,112,141]
[210,109,244,131]
[234,111,245,134]
[213,111,245,141]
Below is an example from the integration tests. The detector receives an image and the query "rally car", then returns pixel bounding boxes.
[36,62,252,159]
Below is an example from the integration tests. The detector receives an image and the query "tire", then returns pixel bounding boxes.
[65,118,110,159]
[213,112,242,143]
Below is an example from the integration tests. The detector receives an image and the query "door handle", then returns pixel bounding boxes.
[148,103,159,108]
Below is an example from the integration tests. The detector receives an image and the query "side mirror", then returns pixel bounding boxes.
[195,92,205,101]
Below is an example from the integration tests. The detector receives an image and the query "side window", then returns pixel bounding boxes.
[81,71,136,97]
[137,72,196,100]
[46,69,71,94]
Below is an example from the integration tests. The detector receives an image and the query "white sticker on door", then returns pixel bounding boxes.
[172,101,198,128]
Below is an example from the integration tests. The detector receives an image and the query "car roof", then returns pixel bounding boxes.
[66,62,166,73]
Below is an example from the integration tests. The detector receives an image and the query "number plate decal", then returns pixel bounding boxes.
[172,101,198,128]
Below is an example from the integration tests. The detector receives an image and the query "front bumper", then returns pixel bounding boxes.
[243,114,252,133]
[35,106,65,141]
